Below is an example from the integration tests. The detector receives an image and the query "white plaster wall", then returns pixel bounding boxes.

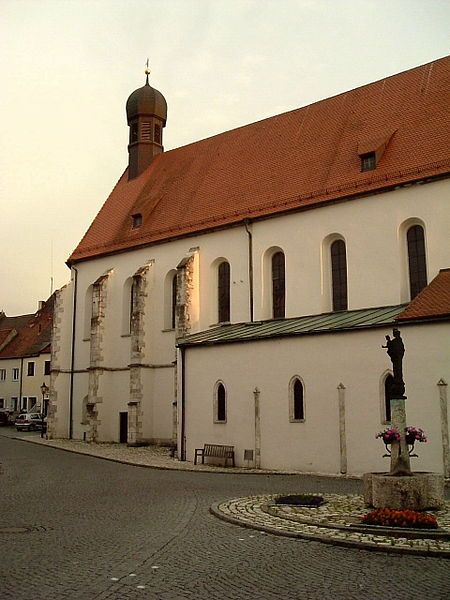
[184,322,450,475]
[252,179,450,318]
[60,177,449,445]
[0,358,21,409]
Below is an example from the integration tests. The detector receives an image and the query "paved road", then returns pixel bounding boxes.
[0,435,449,600]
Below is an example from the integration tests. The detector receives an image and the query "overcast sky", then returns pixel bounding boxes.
[1,0,449,315]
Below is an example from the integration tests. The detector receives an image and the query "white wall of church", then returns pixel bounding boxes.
[183,322,450,475]
[51,177,450,459]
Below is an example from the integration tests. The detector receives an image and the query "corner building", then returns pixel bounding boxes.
[50,57,450,476]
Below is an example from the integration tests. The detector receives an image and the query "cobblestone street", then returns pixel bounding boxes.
[1,434,449,599]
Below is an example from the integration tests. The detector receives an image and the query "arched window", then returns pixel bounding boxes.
[272,251,285,318]
[171,273,178,329]
[289,377,305,422]
[384,374,394,423]
[331,240,347,311]
[407,225,427,300]
[129,278,139,332]
[218,261,230,323]
[214,382,227,423]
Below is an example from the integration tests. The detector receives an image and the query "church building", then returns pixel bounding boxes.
[49,57,450,476]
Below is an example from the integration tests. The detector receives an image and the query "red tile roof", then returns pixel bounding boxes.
[69,56,450,264]
[0,297,54,359]
[397,269,450,322]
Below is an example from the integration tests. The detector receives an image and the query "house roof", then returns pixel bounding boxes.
[0,297,54,360]
[397,269,450,322]
[177,304,407,347]
[69,56,450,264]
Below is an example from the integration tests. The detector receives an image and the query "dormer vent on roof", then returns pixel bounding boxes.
[126,70,167,181]
[357,129,396,172]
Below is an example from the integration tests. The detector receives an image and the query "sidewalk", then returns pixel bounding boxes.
[7,432,359,477]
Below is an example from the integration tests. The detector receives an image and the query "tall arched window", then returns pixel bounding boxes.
[384,374,394,422]
[289,377,305,422]
[331,240,347,311]
[272,251,285,318]
[407,225,427,300]
[171,273,178,329]
[218,261,230,323]
[214,382,227,423]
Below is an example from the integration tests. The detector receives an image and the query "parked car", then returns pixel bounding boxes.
[15,413,45,431]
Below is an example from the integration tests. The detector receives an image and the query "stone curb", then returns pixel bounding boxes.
[210,497,450,558]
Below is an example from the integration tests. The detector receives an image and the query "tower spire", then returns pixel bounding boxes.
[145,58,150,86]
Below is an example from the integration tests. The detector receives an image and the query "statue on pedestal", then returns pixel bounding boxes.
[382,328,406,399]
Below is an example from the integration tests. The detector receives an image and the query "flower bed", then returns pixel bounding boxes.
[362,508,438,529]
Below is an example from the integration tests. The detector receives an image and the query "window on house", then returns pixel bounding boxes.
[27,362,35,377]
[131,213,142,229]
[384,374,394,423]
[0,398,4,409]
[171,273,178,329]
[21,397,28,410]
[11,397,18,411]
[331,240,348,311]
[44,361,51,376]
[360,152,376,172]
[28,397,37,410]
[272,251,285,319]
[130,122,138,143]
[0,369,6,381]
[290,377,305,422]
[154,123,162,145]
[214,383,227,423]
[407,225,427,300]
[12,368,19,381]
[218,261,230,323]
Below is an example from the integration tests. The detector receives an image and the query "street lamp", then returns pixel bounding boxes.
[40,382,49,438]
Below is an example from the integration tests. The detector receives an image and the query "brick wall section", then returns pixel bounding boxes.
[87,272,110,442]
[128,264,151,445]
[47,286,65,438]
[176,250,196,339]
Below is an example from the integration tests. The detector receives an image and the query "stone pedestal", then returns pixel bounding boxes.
[363,472,445,510]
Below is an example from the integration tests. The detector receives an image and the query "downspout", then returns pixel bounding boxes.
[180,346,186,461]
[244,220,254,322]
[18,357,24,411]
[69,266,78,439]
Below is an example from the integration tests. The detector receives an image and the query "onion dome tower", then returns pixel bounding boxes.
[126,63,167,180]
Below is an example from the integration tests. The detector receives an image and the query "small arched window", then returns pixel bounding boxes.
[218,261,230,323]
[407,225,427,300]
[214,383,227,423]
[171,273,178,329]
[289,377,305,422]
[331,240,347,311]
[272,251,285,318]
[129,278,139,333]
[384,374,394,423]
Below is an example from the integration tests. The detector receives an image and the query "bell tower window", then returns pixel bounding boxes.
[141,122,151,141]
[154,124,162,145]
[130,123,138,144]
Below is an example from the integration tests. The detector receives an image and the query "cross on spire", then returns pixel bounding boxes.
[145,58,151,85]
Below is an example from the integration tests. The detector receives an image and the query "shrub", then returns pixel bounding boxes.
[362,508,438,529]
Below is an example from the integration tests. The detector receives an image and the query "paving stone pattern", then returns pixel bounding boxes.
[1,433,449,599]
[212,494,450,557]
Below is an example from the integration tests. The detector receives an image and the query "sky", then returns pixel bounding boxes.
[1,0,449,315]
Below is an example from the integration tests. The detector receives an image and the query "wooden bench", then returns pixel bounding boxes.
[194,443,235,467]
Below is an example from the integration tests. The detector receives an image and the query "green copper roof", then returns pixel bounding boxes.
[177,304,407,348]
